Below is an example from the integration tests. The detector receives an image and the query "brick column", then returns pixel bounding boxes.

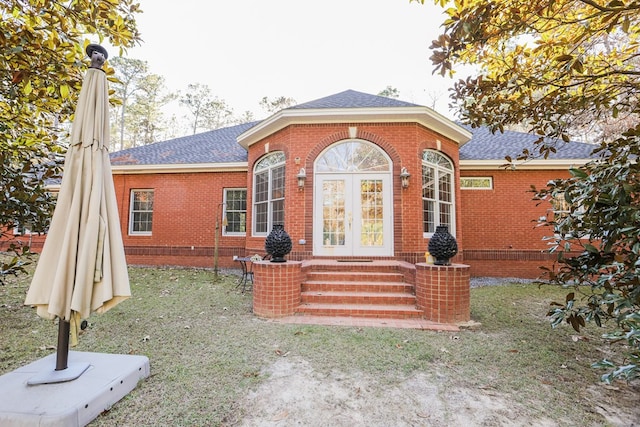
[253,261,302,318]
[415,263,470,324]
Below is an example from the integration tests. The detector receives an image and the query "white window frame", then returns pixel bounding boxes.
[223,188,247,236]
[461,177,493,190]
[129,189,154,236]
[422,150,456,237]
[549,192,589,239]
[252,152,286,236]
[13,224,33,235]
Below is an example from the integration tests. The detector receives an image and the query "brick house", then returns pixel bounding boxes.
[99,90,593,278]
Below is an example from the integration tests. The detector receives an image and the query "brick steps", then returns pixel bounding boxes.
[301,290,416,305]
[305,271,405,282]
[301,280,413,293]
[295,260,422,320]
[296,303,424,319]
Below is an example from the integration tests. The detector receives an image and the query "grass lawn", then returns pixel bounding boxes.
[1,264,638,426]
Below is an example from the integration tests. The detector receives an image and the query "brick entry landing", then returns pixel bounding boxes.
[253,260,470,331]
[298,260,421,318]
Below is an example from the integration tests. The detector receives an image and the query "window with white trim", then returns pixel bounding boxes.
[223,188,247,235]
[549,192,588,238]
[422,150,455,235]
[461,177,493,190]
[129,189,154,235]
[13,223,34,235]
[253,152,285,235]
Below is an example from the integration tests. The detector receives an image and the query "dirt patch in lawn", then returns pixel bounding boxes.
[233,356,575,427]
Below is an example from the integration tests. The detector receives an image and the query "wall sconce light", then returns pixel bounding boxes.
[400,167,411,189]
[297,168,306,190]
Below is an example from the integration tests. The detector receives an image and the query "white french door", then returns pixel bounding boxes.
[313,173,392,257]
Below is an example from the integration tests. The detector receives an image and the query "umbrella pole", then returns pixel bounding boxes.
[26,317,90,384]
[55,319,70,371]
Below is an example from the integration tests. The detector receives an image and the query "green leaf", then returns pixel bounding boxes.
[584,244,599,253]
[60,84,70,98]
[569,168,588,178]
[554,54,573,62]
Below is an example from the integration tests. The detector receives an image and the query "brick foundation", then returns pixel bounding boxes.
[253,261,302,318]
[415,263,470,324]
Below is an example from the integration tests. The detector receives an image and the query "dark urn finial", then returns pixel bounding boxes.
[427,225,458,266]
[265,224,292,263]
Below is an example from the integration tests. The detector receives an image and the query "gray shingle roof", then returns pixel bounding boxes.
[109,90,597,166]
[289,89,421,109]
[110,121,259,165]
[458,125,597,160]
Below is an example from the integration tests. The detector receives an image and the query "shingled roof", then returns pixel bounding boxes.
[109,90,596,166]
[289,89,421,109]
[110,121,258,166]
[459,125,597,161]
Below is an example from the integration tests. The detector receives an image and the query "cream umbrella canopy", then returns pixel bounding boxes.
[24,45,130,378]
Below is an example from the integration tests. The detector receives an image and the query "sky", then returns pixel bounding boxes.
[103,0,465,122]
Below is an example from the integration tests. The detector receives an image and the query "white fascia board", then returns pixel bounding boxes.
[237,107,472,148]
[460,158,591,170]
[111,162,248,175]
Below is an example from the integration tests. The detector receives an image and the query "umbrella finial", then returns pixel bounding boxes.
[86,44,108,70]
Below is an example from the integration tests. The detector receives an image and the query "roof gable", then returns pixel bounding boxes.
[108,90,597,171]
[237,89,471,148]
[289,89,421,109]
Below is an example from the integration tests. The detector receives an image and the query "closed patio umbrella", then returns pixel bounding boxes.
[24,44,130,382]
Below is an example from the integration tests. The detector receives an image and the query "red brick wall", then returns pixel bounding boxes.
[253,261,302,318]
[9,122,575,279]
[459,168,570,278]
[112,171,248,268]
[244,122,461,260]
[416,263,470,323]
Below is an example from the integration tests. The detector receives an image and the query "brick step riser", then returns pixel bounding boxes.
[301,294,417,305]
[296,264,423,320]
[305,272,405,283]
[305,265,404,274]
[296,306,424,319]
[302,282,413,293]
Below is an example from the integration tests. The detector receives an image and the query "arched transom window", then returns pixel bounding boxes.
[316,140,390,173]
[422,150,455,236]
[253,151,285,235]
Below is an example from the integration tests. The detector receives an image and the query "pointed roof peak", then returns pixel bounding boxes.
[289,89,421,110]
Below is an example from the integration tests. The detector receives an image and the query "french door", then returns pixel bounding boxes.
[313,173,392,256]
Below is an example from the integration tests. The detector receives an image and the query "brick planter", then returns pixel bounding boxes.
[253,261,302,318]
[415,263,470,324]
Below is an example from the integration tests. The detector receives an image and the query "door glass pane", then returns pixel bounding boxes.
[360,179,383,247]
[322,180,345,246]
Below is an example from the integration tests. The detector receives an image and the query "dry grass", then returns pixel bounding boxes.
[1,263,639,426]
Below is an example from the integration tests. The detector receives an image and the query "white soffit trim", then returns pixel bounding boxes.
[237,107,472,148]
[460,158,591,170]
[111,162,248,174]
